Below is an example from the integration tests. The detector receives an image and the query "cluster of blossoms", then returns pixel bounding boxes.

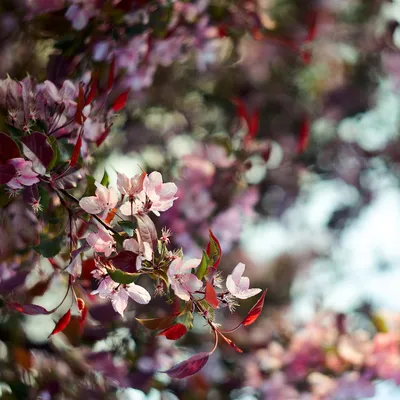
[164,143,260,256]
[240,311,400,399]
[74,169,262,320]
[27,0,252,92]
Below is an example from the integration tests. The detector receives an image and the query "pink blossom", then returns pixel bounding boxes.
[117,172,146,198]
[123,229,153,270]
[86,227,115,257]
[65,1,97,31]
[79,182,118,219]
[6,158,40,189]
[143,172,178,216]
[167,257,202,301]
[42,80,77,109]
[91,276,151,316]
[226,262,261,299]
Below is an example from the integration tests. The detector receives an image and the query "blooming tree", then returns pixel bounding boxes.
[0,0,399,399]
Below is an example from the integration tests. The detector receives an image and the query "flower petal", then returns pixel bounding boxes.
[126,283,151,304]
[79,196,103,214]
[231,262,245,285]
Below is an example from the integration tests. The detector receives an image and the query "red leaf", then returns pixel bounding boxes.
[219,332,243,353]
[107,57,116,91]
[205,229,222,269]
[70,134,82,167]
[248,110,260,139]
[163,352,209,379]
[205,281,219,309]
[305,10,319,43]
[21,132,54,169]
[85,73,98,106]
[77,298,85,311]
[95,126,111,147]
[241,290,267,327]
[111,90,129,112]
[0,132,20,163]
[0,163,16,184]
[297,115,310,154]
[8,301,52,315]
[110,251,138,273]
[48,309,71,337]
[77,298,87,333]
[157,323,187,340]
[231,97,249,126]
[75,84,86,125]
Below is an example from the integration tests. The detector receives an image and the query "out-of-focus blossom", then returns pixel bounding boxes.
[65,1,97,31]
[6,158,39,189]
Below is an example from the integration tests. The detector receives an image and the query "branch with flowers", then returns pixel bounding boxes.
[0,72,267,380]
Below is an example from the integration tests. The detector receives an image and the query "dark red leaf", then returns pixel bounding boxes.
[231,97,249,126]
[163,352,209,379]
[0,132,20,163]
[205,229,222,269]
[205,281,219,309]
[85,73,98,106]
[0,163,16,184]
[219,332,243,353]
[21,132,54,168]
[157,323,187,340]
[95,126,111,147]
[110,251,138,273]
[48,309,71,337]
[241,290,267,327]
[111,90,129,112]
[8,301,52,315]
[77,298,87,333]
[75,84,86,125]
[107,57,116,91]
[70,134,82,167]
[297,115,310,154]
[305,10,319,43]
[248,110,260,139]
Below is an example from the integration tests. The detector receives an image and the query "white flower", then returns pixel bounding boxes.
[167,257,202,301]
[226,262,261,299]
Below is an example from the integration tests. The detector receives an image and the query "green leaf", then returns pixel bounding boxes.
[46,135,60,171]
[0,186,12,208]
[195,251,209,280]
[198,300,214,321]
[149,269,169,287]
[34,234,63,258]
[84,175,96,197]
[6,124,23,138]
[118,220,137,236]
[100,170,109,187]
[106,268,140,285]
[176,311,194,330]
[136,315,177,330]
